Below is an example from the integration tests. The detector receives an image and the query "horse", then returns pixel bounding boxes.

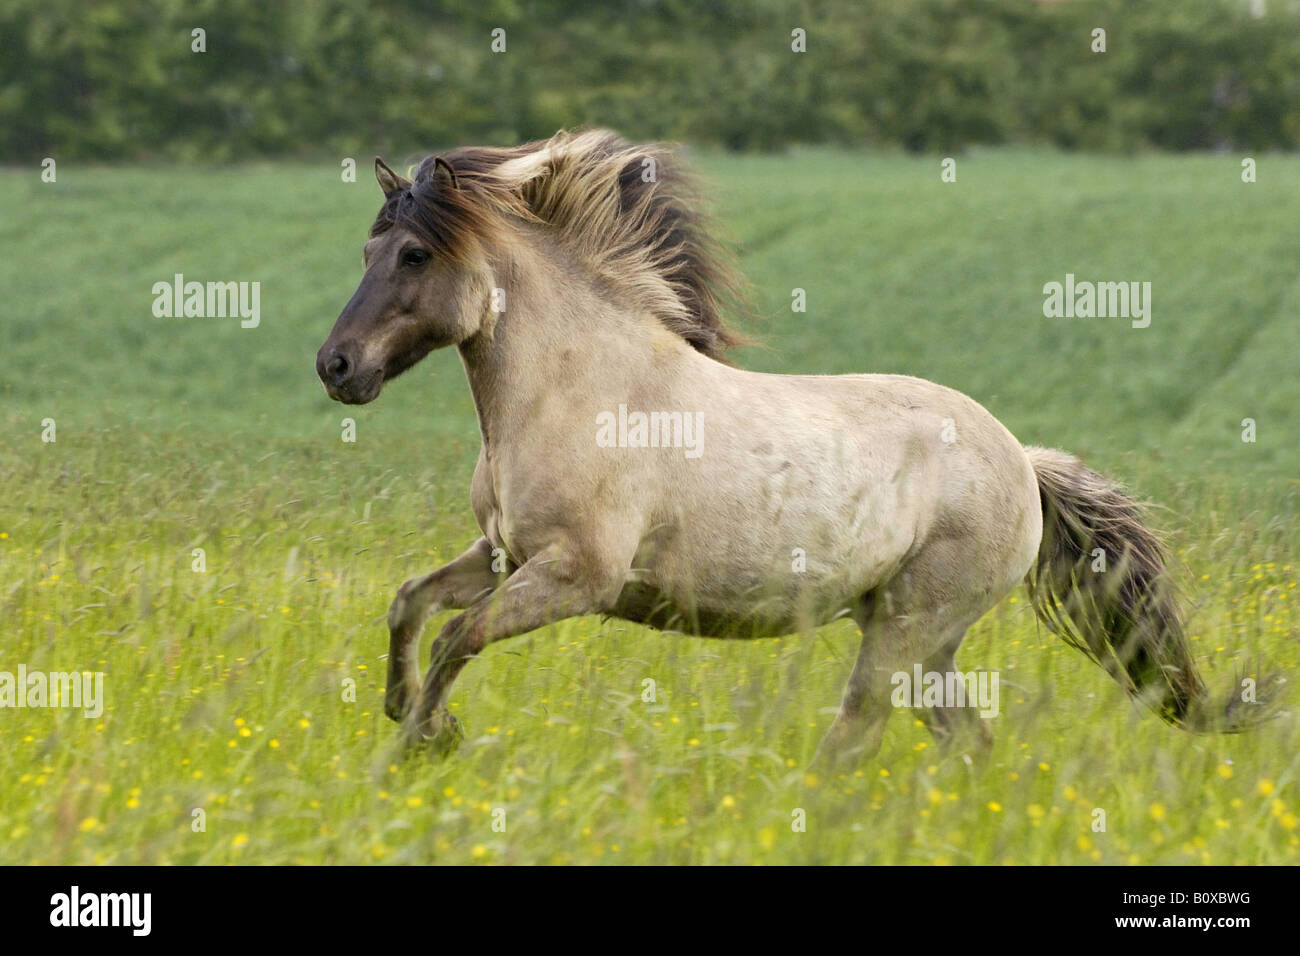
[315,129,1222,765]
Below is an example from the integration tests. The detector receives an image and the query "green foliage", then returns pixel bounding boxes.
[2,0,1297,160]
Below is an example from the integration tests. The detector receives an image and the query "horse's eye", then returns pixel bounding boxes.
[401,248,430,268]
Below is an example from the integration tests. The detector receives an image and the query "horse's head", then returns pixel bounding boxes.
[316,156,495,405]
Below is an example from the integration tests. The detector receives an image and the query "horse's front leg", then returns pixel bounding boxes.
[401,545,622,752]
[385,537,506,723]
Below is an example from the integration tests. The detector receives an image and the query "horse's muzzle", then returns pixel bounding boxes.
[316,346,382,404]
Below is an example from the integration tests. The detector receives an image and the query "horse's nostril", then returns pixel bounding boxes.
[326,352,350,383]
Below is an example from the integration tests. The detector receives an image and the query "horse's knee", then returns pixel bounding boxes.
[388,575,431,635]
[387,582,412,633]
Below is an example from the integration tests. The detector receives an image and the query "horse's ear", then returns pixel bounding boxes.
[374,157,409,198]
[433,156,460,191]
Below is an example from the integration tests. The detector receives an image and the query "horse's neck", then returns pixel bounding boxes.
[456,236,690,448]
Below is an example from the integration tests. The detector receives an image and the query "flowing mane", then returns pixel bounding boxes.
[370,129,748,361]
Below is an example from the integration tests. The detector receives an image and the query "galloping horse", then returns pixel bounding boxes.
[316,129,1217,764]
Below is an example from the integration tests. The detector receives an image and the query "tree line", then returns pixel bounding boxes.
[3,0,1296,161]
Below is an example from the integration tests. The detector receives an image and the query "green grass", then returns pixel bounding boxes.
[1,150,1297,864]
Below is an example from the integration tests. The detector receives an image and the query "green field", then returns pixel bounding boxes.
[1,150,1296,864]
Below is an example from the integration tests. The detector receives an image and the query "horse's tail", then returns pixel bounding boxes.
[1023,446,1219,730]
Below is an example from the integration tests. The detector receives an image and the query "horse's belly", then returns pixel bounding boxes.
[611,524,890,637]
[610,579,832,638]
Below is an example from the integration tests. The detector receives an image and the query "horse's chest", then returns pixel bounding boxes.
[469,449,534,566]
[469,452,509,555]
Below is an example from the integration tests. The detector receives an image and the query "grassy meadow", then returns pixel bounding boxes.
[0,150,1297,864]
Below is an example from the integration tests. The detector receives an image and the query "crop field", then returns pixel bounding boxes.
[1,150,1296,864]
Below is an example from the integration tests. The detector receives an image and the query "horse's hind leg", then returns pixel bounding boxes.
[813,588,991,770]
[385,537,503,723]
[911,626,994,761]
[813,599,944,768]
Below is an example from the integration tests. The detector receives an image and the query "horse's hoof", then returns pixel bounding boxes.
[384,689,411,724]
[402,711,464,757]
[429,712,465,756]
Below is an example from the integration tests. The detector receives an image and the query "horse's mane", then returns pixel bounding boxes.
[370,129,748,361]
